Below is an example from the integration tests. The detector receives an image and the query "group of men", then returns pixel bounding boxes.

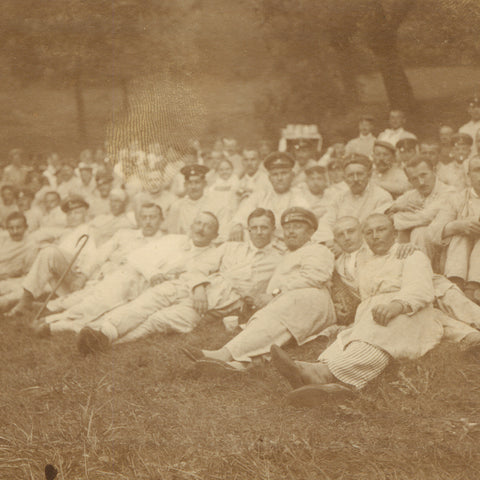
[1,99,480,407]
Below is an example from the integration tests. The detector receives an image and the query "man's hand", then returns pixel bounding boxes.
[388,199,423,214]
[454,219,480,237]
[192,284,209,316]
[325,241,343,258]
[150,273,167,287]
[70,273,87,292]
[371,301,404,326]
[396,243,418,259]
[229,224,244,241]
[251,292,273,309]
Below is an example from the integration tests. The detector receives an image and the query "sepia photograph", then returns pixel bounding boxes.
[1,0,480,478]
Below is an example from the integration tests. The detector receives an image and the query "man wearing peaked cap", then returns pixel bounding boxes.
[281,206,318,231]
[263,152,295,171]
[191,206,336,371]
[166,164,223,236]
[342,153,373,171]
[6,193,97,318]
[61,194,90,213]
[230,151,310,243]
[437,132,472,192]
[396,137,418,167]
[452,132,474,147]
[180,164,209,180]
[460,94,480,155]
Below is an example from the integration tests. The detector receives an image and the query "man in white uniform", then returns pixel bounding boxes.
[331,154,393,224]
[76,208,283,350]
[184,207,336,371]
[230,152,309,243]
[7,195,96,317]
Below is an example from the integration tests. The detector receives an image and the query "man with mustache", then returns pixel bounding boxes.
[184,207,336,372]
[371,140,410,199]
[330,154,393,226]
[387,155,455,261]
[229,152,309,243]
[76,208,283,351]
[270,214,452,405]
[430,155,480,303]
[38,211,218,338]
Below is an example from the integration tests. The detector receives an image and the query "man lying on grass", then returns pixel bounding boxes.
[182,206,336,372]
[271,214,480,407]
[76,208,283,353]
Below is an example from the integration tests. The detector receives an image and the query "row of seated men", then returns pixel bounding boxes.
[1,149,480,406]
[2,145,479,307]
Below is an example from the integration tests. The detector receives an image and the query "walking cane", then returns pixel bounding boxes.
[32,234,90,324]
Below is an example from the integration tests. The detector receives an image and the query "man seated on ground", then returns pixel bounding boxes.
[330,154,393,225]
[331,216,480,336]
[183,207,336,372]
[129,171,175,225]
[293,160,335,243]
[236,149,270,204]
[0,185,19,228]
[371,140,410,198]
[165,165,214,234]
[0,212,39,312]
[419,139,441,171]
[44,202,165,317]
[459,95,480,156]
[40,211,219,336]
[436,133,472,192]
[395,138,418,167]
[377,109,416,146]
[89,173,114,217]
[271,214,480,406]
[56,161,82,199]
[345,114,376,158]
[74,162,97,201]
[430,155,480,303]
[292,139,318,186]
[438,125,454,164]
[324,158,348,200]
[16,188,43,233]
[270,214,443,405]
[230,152,309,243]
[387,155,455,262]
[36,190,67,232]
[75,208,283,350]
[89,188,134,246]
[6,195,96,317]
[2,148,28,186]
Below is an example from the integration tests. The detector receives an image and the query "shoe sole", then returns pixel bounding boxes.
[287,384,354,407]
[270,344,304,389]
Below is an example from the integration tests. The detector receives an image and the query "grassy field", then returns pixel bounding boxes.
[2,66,480,479]
[1,313,480,479]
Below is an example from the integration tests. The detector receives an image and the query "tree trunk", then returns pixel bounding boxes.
[365,0,417,112]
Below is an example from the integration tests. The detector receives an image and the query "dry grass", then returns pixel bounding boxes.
[1,313,480,479]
